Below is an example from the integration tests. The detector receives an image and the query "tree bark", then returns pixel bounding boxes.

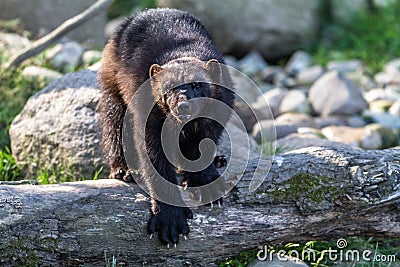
[3,0,113,69]
[0,146,399,266]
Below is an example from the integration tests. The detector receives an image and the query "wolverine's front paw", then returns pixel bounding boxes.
[147,203,193,246]
[109,167,135,182]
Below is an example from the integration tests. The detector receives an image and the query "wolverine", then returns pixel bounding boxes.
[98,8,235,246]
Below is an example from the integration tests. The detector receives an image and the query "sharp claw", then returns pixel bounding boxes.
[183,183,188,190]
[199,194,202,203]
[149,234,153,239]
[174,243,177,248]
[218,200,222,208]
[210,202,213,209]
[167,243,170,249]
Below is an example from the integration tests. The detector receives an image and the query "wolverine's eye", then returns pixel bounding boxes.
[191,82,201,90]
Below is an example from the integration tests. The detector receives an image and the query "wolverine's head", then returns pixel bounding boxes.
[149,58,222,122]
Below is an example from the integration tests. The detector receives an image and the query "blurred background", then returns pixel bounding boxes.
[0,0,398,69]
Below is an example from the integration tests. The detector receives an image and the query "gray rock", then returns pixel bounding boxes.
[327,59,363,74]
[253,119,295,143]
[314,115,366,129]
[253,113,317,142]
[46,41,84,71]
[308,71,368,116]
[258,83,276,94]
[366,123,398,148]
[374,59,400,85]
[274,74,297,88]
[250,101,275,122]
[321,126,371,148]
[279,89,311,114]
[87,60,103,71]
[10,70,105,179]
[363,110,400,129]
[358,74,377,90]
[314,116,347,128]
[389,98,400,116]
[256,88,289,117]
[295,65,324,86]
[276,133,348,153]
[384,58,400,73]
[238,51,268,75]
[234,102,261,132]
[285,50,313,76]
[320,125,397,149]
[231,71,261,103]
[218,120,260,162]
[223,55,239,68]
[346,115,367,128]
[369,99,395,113]
[375,71,400,85]
[260,66,286,84]
[275,113,317,128]
[364,88,400,103]
[157,0,320,60]
[0,32,30,51]
[0,0,106,46]
[21,66,63,82]
[82,50,102,66]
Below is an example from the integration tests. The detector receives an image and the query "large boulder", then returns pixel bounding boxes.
[0,0,106,46]
[10,70,105,179]
[157,0,321,60]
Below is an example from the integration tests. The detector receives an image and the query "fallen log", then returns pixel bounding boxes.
[0,146,399,266]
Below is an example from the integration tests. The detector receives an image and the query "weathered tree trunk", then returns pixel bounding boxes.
[0,146,399,266]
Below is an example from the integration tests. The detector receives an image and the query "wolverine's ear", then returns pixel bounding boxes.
[206,59,221,83]
[149,64,163,77]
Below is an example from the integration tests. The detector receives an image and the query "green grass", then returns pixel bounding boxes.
[0,147,20,181]
[104,252,117,267]
[309,1,400,73]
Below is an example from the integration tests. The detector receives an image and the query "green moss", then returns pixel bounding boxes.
[1,236,39,266]
[268,173,347,205]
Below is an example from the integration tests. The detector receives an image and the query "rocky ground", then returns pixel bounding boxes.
[229,50,400,151]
